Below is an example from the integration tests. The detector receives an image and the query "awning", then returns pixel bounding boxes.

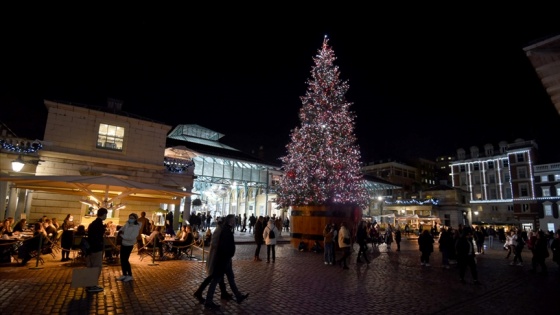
[0,174,195,206]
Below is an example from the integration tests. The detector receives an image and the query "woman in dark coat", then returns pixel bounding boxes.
[530,230,550,274]
[418,229,434,266]
[60,214,75,262]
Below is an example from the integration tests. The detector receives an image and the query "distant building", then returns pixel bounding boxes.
[450,139,540,231]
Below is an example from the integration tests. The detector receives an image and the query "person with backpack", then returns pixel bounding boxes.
[263,218,278,263]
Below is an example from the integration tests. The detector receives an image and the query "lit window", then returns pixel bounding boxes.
[541,175,549,182]
[97,123,125,151]
[544,204,553,216]
[542,187,550,197]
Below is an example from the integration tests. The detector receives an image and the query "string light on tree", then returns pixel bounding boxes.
[276,35,368,209]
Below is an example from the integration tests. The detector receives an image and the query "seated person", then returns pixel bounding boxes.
[175,225,188,240]
[192,226,204,246]
[18,222,47,266]
[204,228,212,245]
[13,219,27,233]
[146,226,165,257]
[171,225,194,256]
[74,225,87,236]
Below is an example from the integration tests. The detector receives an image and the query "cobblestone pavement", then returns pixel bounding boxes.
[1,230,558,315]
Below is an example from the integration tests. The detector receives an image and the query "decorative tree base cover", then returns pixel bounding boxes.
[290,204,361,250]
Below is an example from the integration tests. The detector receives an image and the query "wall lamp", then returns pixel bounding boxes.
[11,155,43,172]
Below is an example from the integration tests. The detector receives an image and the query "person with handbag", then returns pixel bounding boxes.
[337,221,351,270]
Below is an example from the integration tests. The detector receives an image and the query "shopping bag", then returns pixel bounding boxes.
[71,267,100,288]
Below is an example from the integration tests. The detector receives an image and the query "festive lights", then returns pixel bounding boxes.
[276,36,368,209]
[0,139,43,153]
[164,157,194,173]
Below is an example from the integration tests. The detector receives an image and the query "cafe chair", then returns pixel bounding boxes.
[67,235,86,265]
[139,234,159,261]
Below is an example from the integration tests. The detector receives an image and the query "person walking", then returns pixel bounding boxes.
[505,230,516,259]
[395,228,402,252]
[356,220,370,264]
[385,224,394,250]
[529,230,550,275]
[487,226,496,249]
[204,215,249,309]
[323,223,334,265]
[455,227,481,285]
[253,216,264,261]
[241,214,247,232]
[337,221,351,270]
[438,226,453,269]
[474,226,485,255]
[165,210,175,237]
[418,229,434,267]
[511,229,526,266]
[85,208,108,293]
[116,213,142,282]
[263,218,279,263]
[193,217,233,305]
[248,214,256,234]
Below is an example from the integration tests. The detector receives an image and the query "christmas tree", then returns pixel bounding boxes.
[277,36,368,209]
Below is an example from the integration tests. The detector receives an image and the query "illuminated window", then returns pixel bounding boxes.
[542,187,550,197]
[97,123,125,151]
[541,175,549,182]
[544,204,552,216]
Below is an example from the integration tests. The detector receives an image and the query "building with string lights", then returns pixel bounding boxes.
[0,100,400,228]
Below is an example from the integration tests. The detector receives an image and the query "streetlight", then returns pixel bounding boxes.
[11,155,43,172]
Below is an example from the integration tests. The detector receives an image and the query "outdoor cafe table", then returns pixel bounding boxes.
[0,234,33,263]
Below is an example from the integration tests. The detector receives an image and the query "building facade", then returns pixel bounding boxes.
[450,139,540,231]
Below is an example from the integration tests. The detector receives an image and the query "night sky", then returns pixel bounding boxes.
[2,9,560,165]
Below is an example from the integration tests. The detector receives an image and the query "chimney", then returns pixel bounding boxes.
[107,98,123,111]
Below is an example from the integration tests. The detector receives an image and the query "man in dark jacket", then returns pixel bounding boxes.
[86,207,108,293]
[455,227,481,285]
[253,216,265,261]
[204,215,249,309]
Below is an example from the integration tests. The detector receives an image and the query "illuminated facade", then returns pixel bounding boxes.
[450,139,539,230]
